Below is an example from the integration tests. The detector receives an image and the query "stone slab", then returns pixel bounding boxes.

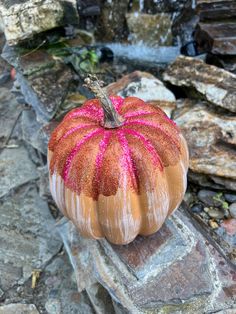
[0,0,78,45]
[0,146,39,198]
[0,184,61,291]
[0,304,39,314]
[164,56,236,112]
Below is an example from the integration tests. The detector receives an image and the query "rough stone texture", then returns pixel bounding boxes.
[95,0,129,42]
[126,13,173,47]
[57,208,236,313]
[0,303,39,314]
[106,71,176,117]
[196,0,236,21]
[0,146,39,198]
[143,0,189,13]
[0,184,61,292]
[195,22,236,55]
[0,0,78,45]
[164,56,236,112]
[173,99,236,190]
[0,86,22,143]
[21,109,48,155]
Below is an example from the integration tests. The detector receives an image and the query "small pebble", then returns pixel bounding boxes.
[209,219,219,229]
[197,189,222,207]
[224,193,236,203]
[221,219,236,236]
[190,203,204,213]
[208,208,225,219]
[229,203,236,219]
[204,207,210,213]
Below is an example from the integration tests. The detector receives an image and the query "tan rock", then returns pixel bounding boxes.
[0,0,78,45]
[106,71,176,117]
[126,13,173,47]
[164,56,236,112]
[173,99,236,188]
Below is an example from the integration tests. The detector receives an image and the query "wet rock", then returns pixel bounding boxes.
[225,193,236,203]
[95,0,129,42]
[21,109,48,155]
[197,190,222,207]
[164,56,236,112]
[106,71,176,117]
[190,203,204,213]
[143,0,189,13]
[208,208,225,219]
[126,13,173,47]
[173,99,236,190]
[0,0,78,45]
[221,219,236,236]
[195,22,236,55]
[0,303,39,314]
[0,146,39,198]
[0,184,61,291]
[229,203,236,219]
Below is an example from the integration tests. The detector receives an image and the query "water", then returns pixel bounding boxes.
[105,43,180,65]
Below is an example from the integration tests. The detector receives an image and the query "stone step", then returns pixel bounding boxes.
[196,0,236,21]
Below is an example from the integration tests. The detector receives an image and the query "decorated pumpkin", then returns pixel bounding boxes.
[48,76,188,245]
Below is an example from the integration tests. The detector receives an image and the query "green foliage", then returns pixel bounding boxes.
[213,192,229,209]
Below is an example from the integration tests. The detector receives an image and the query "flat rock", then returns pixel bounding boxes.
[0,184,61,291]
[126,13,173,47]
[106,71,176,117]
[195,22,236,55]
[196,0,236,21]
[164,56,236,112]
[173,99,236,189]
[0,0,78,45]
[0,303,39,314]
[57,209,235,313]
[0,146,39,198]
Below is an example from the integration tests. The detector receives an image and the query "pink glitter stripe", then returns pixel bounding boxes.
[117,130,137,190]
[124,129,163,170]
[124,119,179,147]
[63,128,103,181]
[58,124,96,142]
[94,131,112,185]
[124,110,153,119]
[109,96,124,112]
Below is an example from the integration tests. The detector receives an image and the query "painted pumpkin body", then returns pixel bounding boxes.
[48,95,188,245]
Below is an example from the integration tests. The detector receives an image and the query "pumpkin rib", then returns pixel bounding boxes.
[117,130,139,191]
[93,131,112,197]
[123,128,164,170]
[57,124,97,144]
[124,119,180,149]
[62,128,103,181]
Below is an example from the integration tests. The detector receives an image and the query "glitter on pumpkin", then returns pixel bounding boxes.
[49,96,182,200]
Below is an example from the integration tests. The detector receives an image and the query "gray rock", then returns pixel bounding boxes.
[173,99,236,190]
[0,86,22,142]
[190,203,204,213]
[164,56,236,112]
[0,184,61,291]
[21,109,48,155]
[126,13,173,47]
[0,303,39,314]
[229,203,236,218]
[0,146,39,198]
[37,165,50,200]
[0,0,78,45]
[224,193,236,203]
[208,208,225,219]
[197,190,222,207]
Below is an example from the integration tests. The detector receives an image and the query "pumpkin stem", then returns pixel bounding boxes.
[84,75,124,128]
